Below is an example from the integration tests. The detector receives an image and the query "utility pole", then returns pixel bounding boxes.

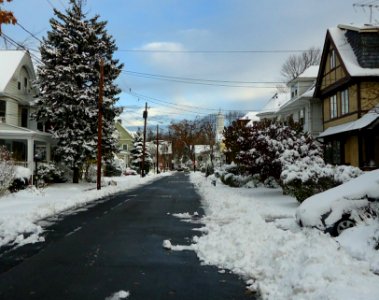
[156,124,159,174]
[141,102,148,177]
[353,3,379,23]
[97,58,104,190]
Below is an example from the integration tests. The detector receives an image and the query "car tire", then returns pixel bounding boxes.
[334,218,355,236]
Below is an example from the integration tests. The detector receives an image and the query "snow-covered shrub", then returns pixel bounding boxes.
[0,146,15,196]
[333,165,363,184]
[36,162,66,184]
[281,157,363,202]
[104,157,123,177]
[205,164,214,177]
[9,166,32,193]
[223,119,318,185]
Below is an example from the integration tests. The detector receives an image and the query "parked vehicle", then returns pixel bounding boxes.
[296,169,379,236]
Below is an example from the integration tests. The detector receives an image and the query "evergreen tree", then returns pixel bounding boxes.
[130,134,143,173]
[130,134,153,175]
[33,0,123,183]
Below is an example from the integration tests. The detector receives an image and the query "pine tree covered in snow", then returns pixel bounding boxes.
[130,134,143,173]
[130,134,153,174]
[33,0,123,183]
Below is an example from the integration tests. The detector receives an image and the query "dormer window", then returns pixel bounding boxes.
[291,85,298,98]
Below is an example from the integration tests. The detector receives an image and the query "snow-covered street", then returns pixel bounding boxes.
[185,172,379,300]
[1,171,379,299]
[0,174,163,249]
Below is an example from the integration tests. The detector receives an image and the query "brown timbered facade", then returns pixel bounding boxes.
[315,25,379,169]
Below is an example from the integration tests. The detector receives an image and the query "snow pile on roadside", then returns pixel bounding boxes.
[0,174,165,249]
[190,172,379,300]
[105,290,130,300]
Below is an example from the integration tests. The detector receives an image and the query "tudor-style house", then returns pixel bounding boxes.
[315,24,379,169]
[0,50,53,171]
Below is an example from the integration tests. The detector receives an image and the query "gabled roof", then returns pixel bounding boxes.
[315,24,379,97]
[278,85,316,113]
[115,121,134,139]
[329,25,379,76]
[257,91,291,117]
[0,50,33,92]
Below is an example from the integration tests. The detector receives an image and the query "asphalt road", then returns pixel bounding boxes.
[0,172,255,300]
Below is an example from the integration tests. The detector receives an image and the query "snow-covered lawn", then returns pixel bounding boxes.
[0,173,167,249]
[186,172,379,300]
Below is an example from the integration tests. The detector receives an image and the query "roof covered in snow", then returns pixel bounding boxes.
[257,91,291,116]
[241,111,260,122]
[329,25,379,77]
[319,109,379,138]
[0,50,30,92]
[297,65,319,79]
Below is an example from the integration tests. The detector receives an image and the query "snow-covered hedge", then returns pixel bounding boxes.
[36,163,67,184]
[281,157,363,202]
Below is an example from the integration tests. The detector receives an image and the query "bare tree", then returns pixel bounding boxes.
[281,47,321,82]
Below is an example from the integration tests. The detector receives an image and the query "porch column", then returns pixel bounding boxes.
[27,138,34,172]
[46,143,51,162]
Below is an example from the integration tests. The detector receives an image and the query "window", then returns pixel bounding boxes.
[291,85,298,99]
[325,140,341,165]
[24,77,27,89]
[330,49,336,69]
[122,144,128,151]
[330,95,337,118]
[341,89,349,115]
[18,82,21,90]
[21,108,28,128]
[0,100,5,122]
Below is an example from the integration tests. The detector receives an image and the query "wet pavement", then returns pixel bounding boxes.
[0,172,255,300]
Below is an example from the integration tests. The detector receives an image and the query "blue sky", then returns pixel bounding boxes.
[1,0,374,129]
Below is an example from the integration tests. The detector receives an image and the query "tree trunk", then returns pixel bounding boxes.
[73,167,80,183]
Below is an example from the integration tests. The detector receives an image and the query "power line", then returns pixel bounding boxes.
[16,22,43,43]
[1,32,42,64]
[125,88,258,114]
[122,71,282,89]
[118,49,307,54]
[123,70,283,85]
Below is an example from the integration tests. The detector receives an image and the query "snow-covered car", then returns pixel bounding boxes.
[124,168,138,176]
[296,169,379,236]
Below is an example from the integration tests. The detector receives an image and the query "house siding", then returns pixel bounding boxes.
[360,82,379,111]
[321,45,347,89]
[344,135,359,166]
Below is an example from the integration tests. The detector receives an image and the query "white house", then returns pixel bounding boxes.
[275,66,323,137]
[0,50,53,172]
[256,66,322,137]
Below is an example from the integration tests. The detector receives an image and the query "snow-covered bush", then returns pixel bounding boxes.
[281,157,363,202]
[223,119,318,185]
[0,146,15,196]
[9,166,32,193]
[36,163,67,184]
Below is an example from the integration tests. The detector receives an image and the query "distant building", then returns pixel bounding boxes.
[114,120,134,167]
